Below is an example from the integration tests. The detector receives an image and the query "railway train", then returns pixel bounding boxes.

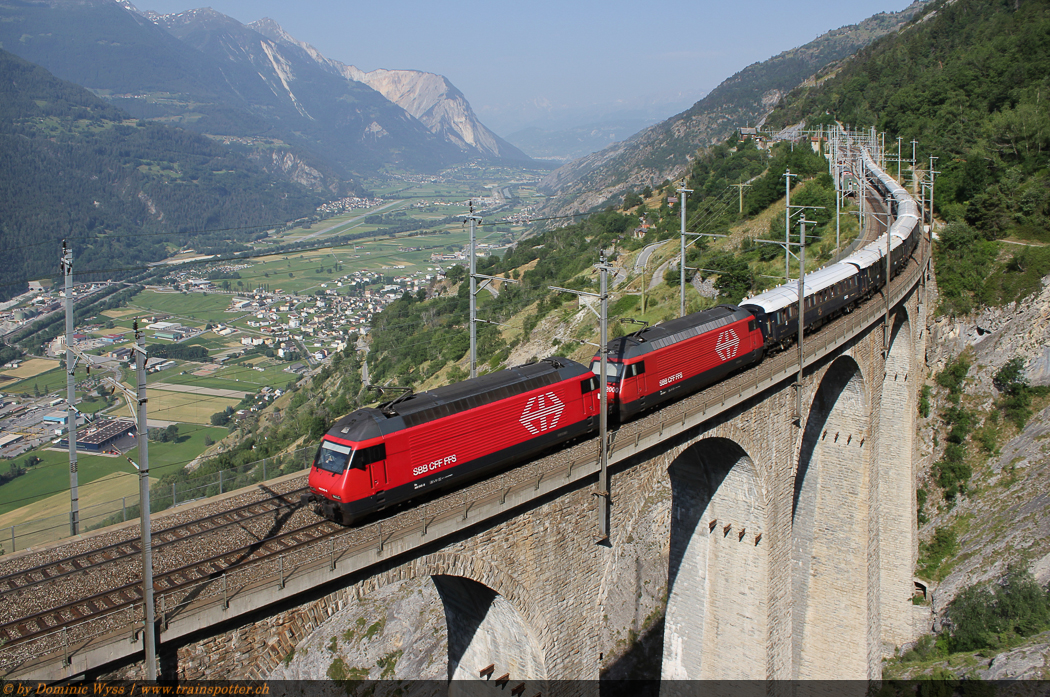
[304,148,923,525]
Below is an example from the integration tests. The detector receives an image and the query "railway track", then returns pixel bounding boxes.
[0,517,338,648]
[0,488,307,597]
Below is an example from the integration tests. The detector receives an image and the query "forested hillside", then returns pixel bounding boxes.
[0,49,319,301]
[360,138,853,396]
[769,0,1050,314]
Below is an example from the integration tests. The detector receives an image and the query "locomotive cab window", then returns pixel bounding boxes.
[356,443,386,467]
[316,441,386,475]
[316,441,355,474]
[591,362,624,380]
[580,376,599,394]
[626,362,646,377]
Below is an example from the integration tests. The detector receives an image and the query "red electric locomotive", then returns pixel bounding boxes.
[591,304,764,420]
[305,358,600,524]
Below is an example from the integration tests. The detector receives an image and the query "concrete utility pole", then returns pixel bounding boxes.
[678,181,692,317]
[834,151,842,252]
[61,241,79,537]
[597,254,610,542]
[928,156,940,236]
[784,170,800,280]
[105,321,156,680]
[896,137,903,182]
[132,323,157,680]
[796,216,814,422]
[884,197,893,355]
[732,181,752,214]
[910,139,919,192]
[466,202,482,379]
[859,166,867,240]
[549,253,615,544]
[752,212,817,422]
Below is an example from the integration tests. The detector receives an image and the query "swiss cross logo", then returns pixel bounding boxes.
[715,328,740,361]
[520,392,564,434]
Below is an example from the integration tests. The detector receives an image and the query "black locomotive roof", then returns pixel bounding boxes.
[601,305,750,361]
[325,357,590,441]
[326,407,386,443]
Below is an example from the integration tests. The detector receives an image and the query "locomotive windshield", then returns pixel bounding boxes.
[590,361,623,380]
[317,441,354,474]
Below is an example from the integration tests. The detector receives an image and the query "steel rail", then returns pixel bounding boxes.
[0,518,334,649]
[0,488,307,597]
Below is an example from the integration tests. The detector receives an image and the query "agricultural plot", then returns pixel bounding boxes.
[127,291,235,326]
[5,367,67,396]
[0,448,142,516]
[143,390,241,424]
[101,308,139,319]
[0,358,61,381]
[0,424,227,523]
[0,471,149,535]
[182,336,239,351]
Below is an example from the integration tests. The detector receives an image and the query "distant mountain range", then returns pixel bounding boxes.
[536,0,930,217]
[0,47,320,301]
[0,0,531,189]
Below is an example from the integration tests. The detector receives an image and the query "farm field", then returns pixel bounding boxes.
[101,308,139,318]
[126,291,237,326]
[0,358,60,381]
[157,359,292,393]
[230,231,467,296]
[143,389,241,424]
[0,471,150,540]
[5,366,67,396]
[0,425,228,516]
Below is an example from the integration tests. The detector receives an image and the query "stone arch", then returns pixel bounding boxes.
[661,437,769,680]
[879,310,916,648]
[369,553,550,691]
[434,575,547,690]
[792,355,871,679]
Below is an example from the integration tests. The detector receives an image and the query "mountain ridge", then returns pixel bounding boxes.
[247,18,531,163]
[0,46,319,301]
[0,0,528,184]
[536,0,930,217]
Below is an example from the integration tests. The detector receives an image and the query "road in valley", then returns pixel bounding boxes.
[295,200,405,243]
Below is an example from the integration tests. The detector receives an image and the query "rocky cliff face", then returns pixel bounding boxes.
[248,18,531,164]
[345,68,530,162]
[888,272,1050,677]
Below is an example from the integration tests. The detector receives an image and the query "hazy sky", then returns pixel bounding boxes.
[131,0,917,134]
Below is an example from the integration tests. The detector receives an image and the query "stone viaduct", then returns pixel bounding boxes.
[19,232,933,686]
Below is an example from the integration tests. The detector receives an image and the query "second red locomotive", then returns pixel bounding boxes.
[590,304,764,420]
